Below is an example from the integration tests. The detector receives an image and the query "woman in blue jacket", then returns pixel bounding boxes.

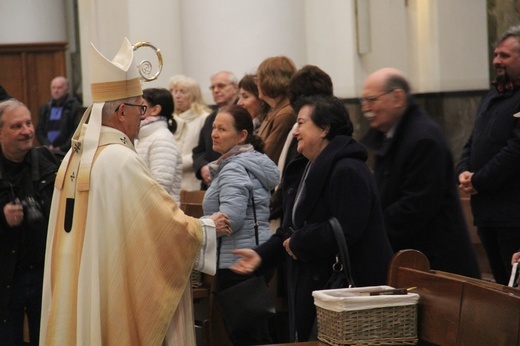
[203,105,279,345]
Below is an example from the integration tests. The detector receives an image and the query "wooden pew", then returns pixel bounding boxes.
[388,249,520,346]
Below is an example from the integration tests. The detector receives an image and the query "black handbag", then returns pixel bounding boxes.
[311,217,357,341]
[214,185,275,334]
[324,216,356,289]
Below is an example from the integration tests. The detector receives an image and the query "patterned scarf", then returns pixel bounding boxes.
[207,144,254,179]
[140,115,167,127]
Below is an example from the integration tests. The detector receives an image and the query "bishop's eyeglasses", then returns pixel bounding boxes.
[115,103,147,115]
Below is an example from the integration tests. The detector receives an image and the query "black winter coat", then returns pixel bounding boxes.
[363,102,480,278]
[192,110,221,190]
[457,88,520,227]
[0,147,57,323]
[256,135,393,342]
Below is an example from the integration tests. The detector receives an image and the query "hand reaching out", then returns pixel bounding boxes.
[230,248,262,274]
[201,165,211,185]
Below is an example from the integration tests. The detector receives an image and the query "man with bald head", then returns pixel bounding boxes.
[36,76,80,153]
[192,71,238,189]
[361,68,480,278]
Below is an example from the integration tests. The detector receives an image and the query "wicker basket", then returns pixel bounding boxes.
[313,286,418,346]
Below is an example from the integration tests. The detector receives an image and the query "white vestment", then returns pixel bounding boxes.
[40,126,212,345]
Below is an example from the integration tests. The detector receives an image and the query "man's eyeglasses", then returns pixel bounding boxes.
[115,103,147,115]
[359,90,394,105]
[209,83,231,91]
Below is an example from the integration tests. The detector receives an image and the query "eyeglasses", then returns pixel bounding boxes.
[115,103,147,115]
[209,83,231,91]
[359,90,394,105]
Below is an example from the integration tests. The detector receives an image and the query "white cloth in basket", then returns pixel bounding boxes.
[312,285,419,312]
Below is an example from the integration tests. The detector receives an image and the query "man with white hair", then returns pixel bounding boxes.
[39,38,229,345]
[361,67,480,278]
[192,71,238,189]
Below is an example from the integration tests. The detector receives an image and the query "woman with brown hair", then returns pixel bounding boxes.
[203,105,279,345]
[237,74,269,135]
[256,56,297,164]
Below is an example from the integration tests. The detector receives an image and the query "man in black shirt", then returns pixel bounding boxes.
[457,25,520,284]
[0,99,58,345]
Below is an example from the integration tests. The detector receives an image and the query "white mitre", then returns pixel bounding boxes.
[89,37,142,102]
[57,38,143,192]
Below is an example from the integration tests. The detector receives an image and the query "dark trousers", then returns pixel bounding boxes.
[215,268,273,346]
[0,268,43,346]
[478,226,520,285]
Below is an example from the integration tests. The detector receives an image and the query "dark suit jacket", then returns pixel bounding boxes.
[362,101,480,278]
[192,109,221,190]
[457,87,520,227]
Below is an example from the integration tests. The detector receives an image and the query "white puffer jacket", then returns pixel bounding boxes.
[136,120,183,203]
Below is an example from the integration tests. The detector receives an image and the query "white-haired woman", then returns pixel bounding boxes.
[169,75,211,190]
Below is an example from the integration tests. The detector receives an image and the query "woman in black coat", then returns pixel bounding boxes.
[231,95,394,342]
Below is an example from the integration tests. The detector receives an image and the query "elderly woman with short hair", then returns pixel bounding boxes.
[232,95,394,342]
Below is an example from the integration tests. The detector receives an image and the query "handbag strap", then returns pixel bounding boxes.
[329,216,355,288]
[248,170,259,246]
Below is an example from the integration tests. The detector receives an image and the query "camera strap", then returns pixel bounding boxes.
[0,149,38,200]
[31,148,40,184]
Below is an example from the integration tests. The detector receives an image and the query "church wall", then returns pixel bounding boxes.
[1,0,520,161]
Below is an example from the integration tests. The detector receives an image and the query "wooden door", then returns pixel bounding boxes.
[0,42,67,144]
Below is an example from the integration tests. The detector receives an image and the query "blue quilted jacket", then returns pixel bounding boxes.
[203,149,279,268]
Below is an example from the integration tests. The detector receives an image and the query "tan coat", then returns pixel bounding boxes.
[257,99,295,164]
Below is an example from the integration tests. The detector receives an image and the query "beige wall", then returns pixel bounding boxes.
[0,1,492,103]
[0,0,68,44]
[73,0,489,104]
[3,0,520,161]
